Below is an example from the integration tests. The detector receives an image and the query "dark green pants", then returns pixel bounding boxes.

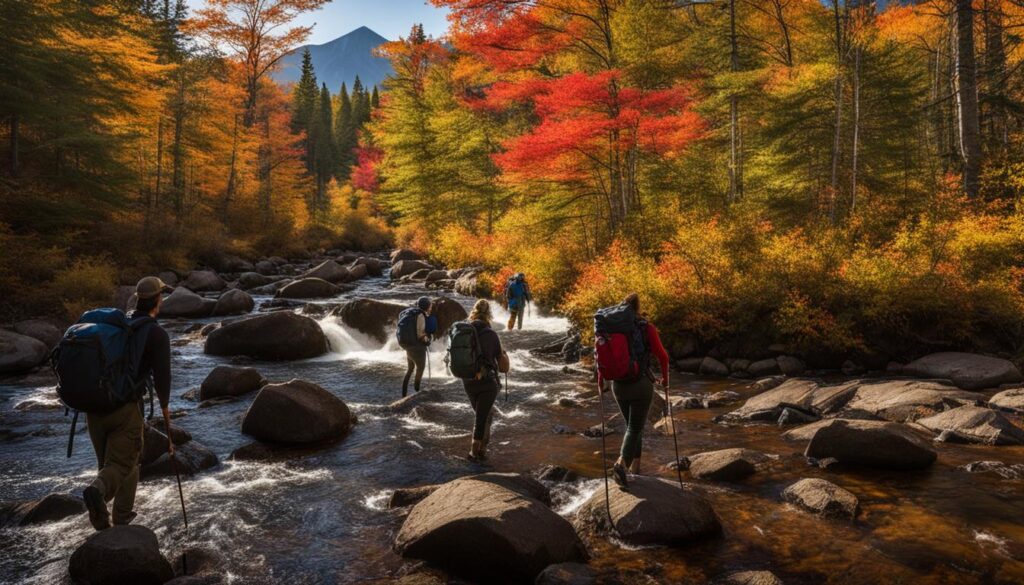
[612,377,653,466]
[86,401,144,524]
[464,378,499,441]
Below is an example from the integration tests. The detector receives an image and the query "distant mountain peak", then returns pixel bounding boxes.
[274,27,393,92]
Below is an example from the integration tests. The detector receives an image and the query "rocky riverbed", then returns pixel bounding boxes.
[1,249,1023,584]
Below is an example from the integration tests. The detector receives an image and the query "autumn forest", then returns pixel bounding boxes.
[4,0,1024,363]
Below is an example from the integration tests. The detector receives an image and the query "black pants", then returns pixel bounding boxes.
[402,345,427,397]
[464,378,499,441]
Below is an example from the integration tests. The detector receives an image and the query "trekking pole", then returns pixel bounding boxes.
[169,452,189,574]
[664,374,684,490]
[504,372,509,403]
[427,346,432,389]
[597,379,614,529]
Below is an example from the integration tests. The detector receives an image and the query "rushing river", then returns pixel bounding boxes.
[1,273,1023,584]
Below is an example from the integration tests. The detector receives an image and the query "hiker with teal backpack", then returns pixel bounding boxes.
[52,276,175,530]
[397,297,434,398]
[446,299,510,462]
[504,273,532,331]
[593,293,670,489]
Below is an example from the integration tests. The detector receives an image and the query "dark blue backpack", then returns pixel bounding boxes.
[396,307,424,348]
[424,314,438,336]
[52,308,155,414]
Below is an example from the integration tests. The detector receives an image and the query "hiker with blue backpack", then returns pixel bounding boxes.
[397,297,437,398]
[594,293,670,489]
[504,273,532,330]
[52,276,174,530]
[446,299,510,462]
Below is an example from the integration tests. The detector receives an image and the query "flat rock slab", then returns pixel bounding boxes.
[68,525,174,585]
[904,352,1023,390]
[783,478,859,520]
[805,419,936,470]
[688,448,769,482]
[574,476,720,547]
[395,473,585,582]
[718,571,784,585]
[990,388,1024,413]
[916,405,1024,445]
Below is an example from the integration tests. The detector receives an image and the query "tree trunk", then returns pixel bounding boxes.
[851,46,861,215]
[982,0,1007,152]
[954,0,982,198]
[829,1,844,224]
[154,117,164,211]
[728,0,743,203]
[9,112,19,176]
[258,118,272,224]
[222,115,239,224]
[171,72,186,219]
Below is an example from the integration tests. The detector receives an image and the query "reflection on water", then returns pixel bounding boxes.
[1,276,1022,584]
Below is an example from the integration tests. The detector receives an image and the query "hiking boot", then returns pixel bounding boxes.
[83,485,110,531]
[612,462,629,490]
[113,511,137,526]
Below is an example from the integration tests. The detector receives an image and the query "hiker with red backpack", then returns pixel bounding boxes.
[594,293,670,489]
[52,276,175,530]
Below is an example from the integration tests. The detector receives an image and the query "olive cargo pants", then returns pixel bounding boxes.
[86,401,144,524]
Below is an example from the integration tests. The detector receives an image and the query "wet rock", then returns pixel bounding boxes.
[574,476,720,547]
[429,297,468,338]
[275,277,344,299]
[199,365,265,400]
[961,460,1024,479]
[352,257,386,276]
[302,260,350,284]
[255,260,276,275]
[677,395,704,409]
[700,357,730,377]
[181,270,226,293]
[387,389,447,414]
[454,270,489,298]
[160,287,216,318]
[204,312,327,360]
[113,285,137,311]
[703,390,741,408]
[903,352,1023,390]
[406,268,432,281]
[0,493,85,527]
[68,525,174,585]
[237,272,277,289]
[390,249,421,263]
[748,358,782,377]
[388,485,441,508]
[334,298,404,343]
[777,355,805,376]
[249,280,291,295]
[717,571,784,585]
[141,441,219,480]
[424,269,448,283]
[783,478,859,520]
[537,465,579,483]
[347,263,368,281]
[665,457,691,472]
[391,260,432,279]
[557,397,581,408]
[241,379,352,445]
[831,380,983,422]
[723,378,821,422]
[777,406,819,426]
[13,319,63,349]
[0,329,49,374]
[989,388,1024,413]
[536,563,597,585]
[782,420,833,442]
[676,357,704,373]
[804,419,936,470]
[395,473,585,582]
[915,405,1024,445]
[751,376,786,393]
[172,545,225,579]
[140,422,193,466]
[688,448,767,481]
[211,289,254,316]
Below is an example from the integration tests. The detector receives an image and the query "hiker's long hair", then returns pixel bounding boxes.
[470,299,493,325]
[624,293,640,314]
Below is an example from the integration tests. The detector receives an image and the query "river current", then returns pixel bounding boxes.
[1,273,1022,584]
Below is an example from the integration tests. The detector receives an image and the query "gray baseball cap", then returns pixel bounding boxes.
[135,276,172,300]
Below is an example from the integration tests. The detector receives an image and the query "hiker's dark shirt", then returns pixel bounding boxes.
[130,314,171,409]
[466,320,502,389]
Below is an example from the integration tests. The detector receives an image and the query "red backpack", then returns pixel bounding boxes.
[594,304,649,382]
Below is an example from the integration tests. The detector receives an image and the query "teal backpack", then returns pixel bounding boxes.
[445,321,485,380]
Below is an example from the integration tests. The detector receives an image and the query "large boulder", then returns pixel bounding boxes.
[804,419,937,470]
[334,299,404,343]
[68,525,174,585]
[395,473,586,582]
[424,270,448,283]
[302,260,350,284]
[688,448,767,482]
[199,365,265,400]
[699,357,730,377]
[352,257,386,276]
[0,493,85,527]
[574,476,720,547]
[181,270,226,292]
[454,271,490,298]
[990,388,1024,414]
[141,422,191,467]
[903,352,1023,390]
[141,441,219,479]
[211,289,254,316]
[783,478,859,520]
[390,249,421,263]
[237,272,278,290]
[255,260,276,275]
[13,319,63,349]
[916,405,1024,445]
[241,379,352,444]
[204,312,327,360]
[347,263,368,281]
[391,260,432,280]
[160,287,216,318]
[0,329,49,374]
[429,297,468,338]
[275,278,343,299]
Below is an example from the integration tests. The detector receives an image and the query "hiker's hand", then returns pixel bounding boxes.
[167,437,175,457]
[658,377,668,388]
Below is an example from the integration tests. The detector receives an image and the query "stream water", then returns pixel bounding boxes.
[1,273,1023,584]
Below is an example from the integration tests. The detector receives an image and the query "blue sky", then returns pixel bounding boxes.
[187,1,451,44]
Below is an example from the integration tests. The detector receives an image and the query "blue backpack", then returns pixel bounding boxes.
[396,307,424,348]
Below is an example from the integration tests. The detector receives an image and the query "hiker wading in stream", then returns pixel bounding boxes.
[397,297,434,397]
[504,272,532,331]
[54,277,175,530]
[595,293,670,489]
[447,299,510,462]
